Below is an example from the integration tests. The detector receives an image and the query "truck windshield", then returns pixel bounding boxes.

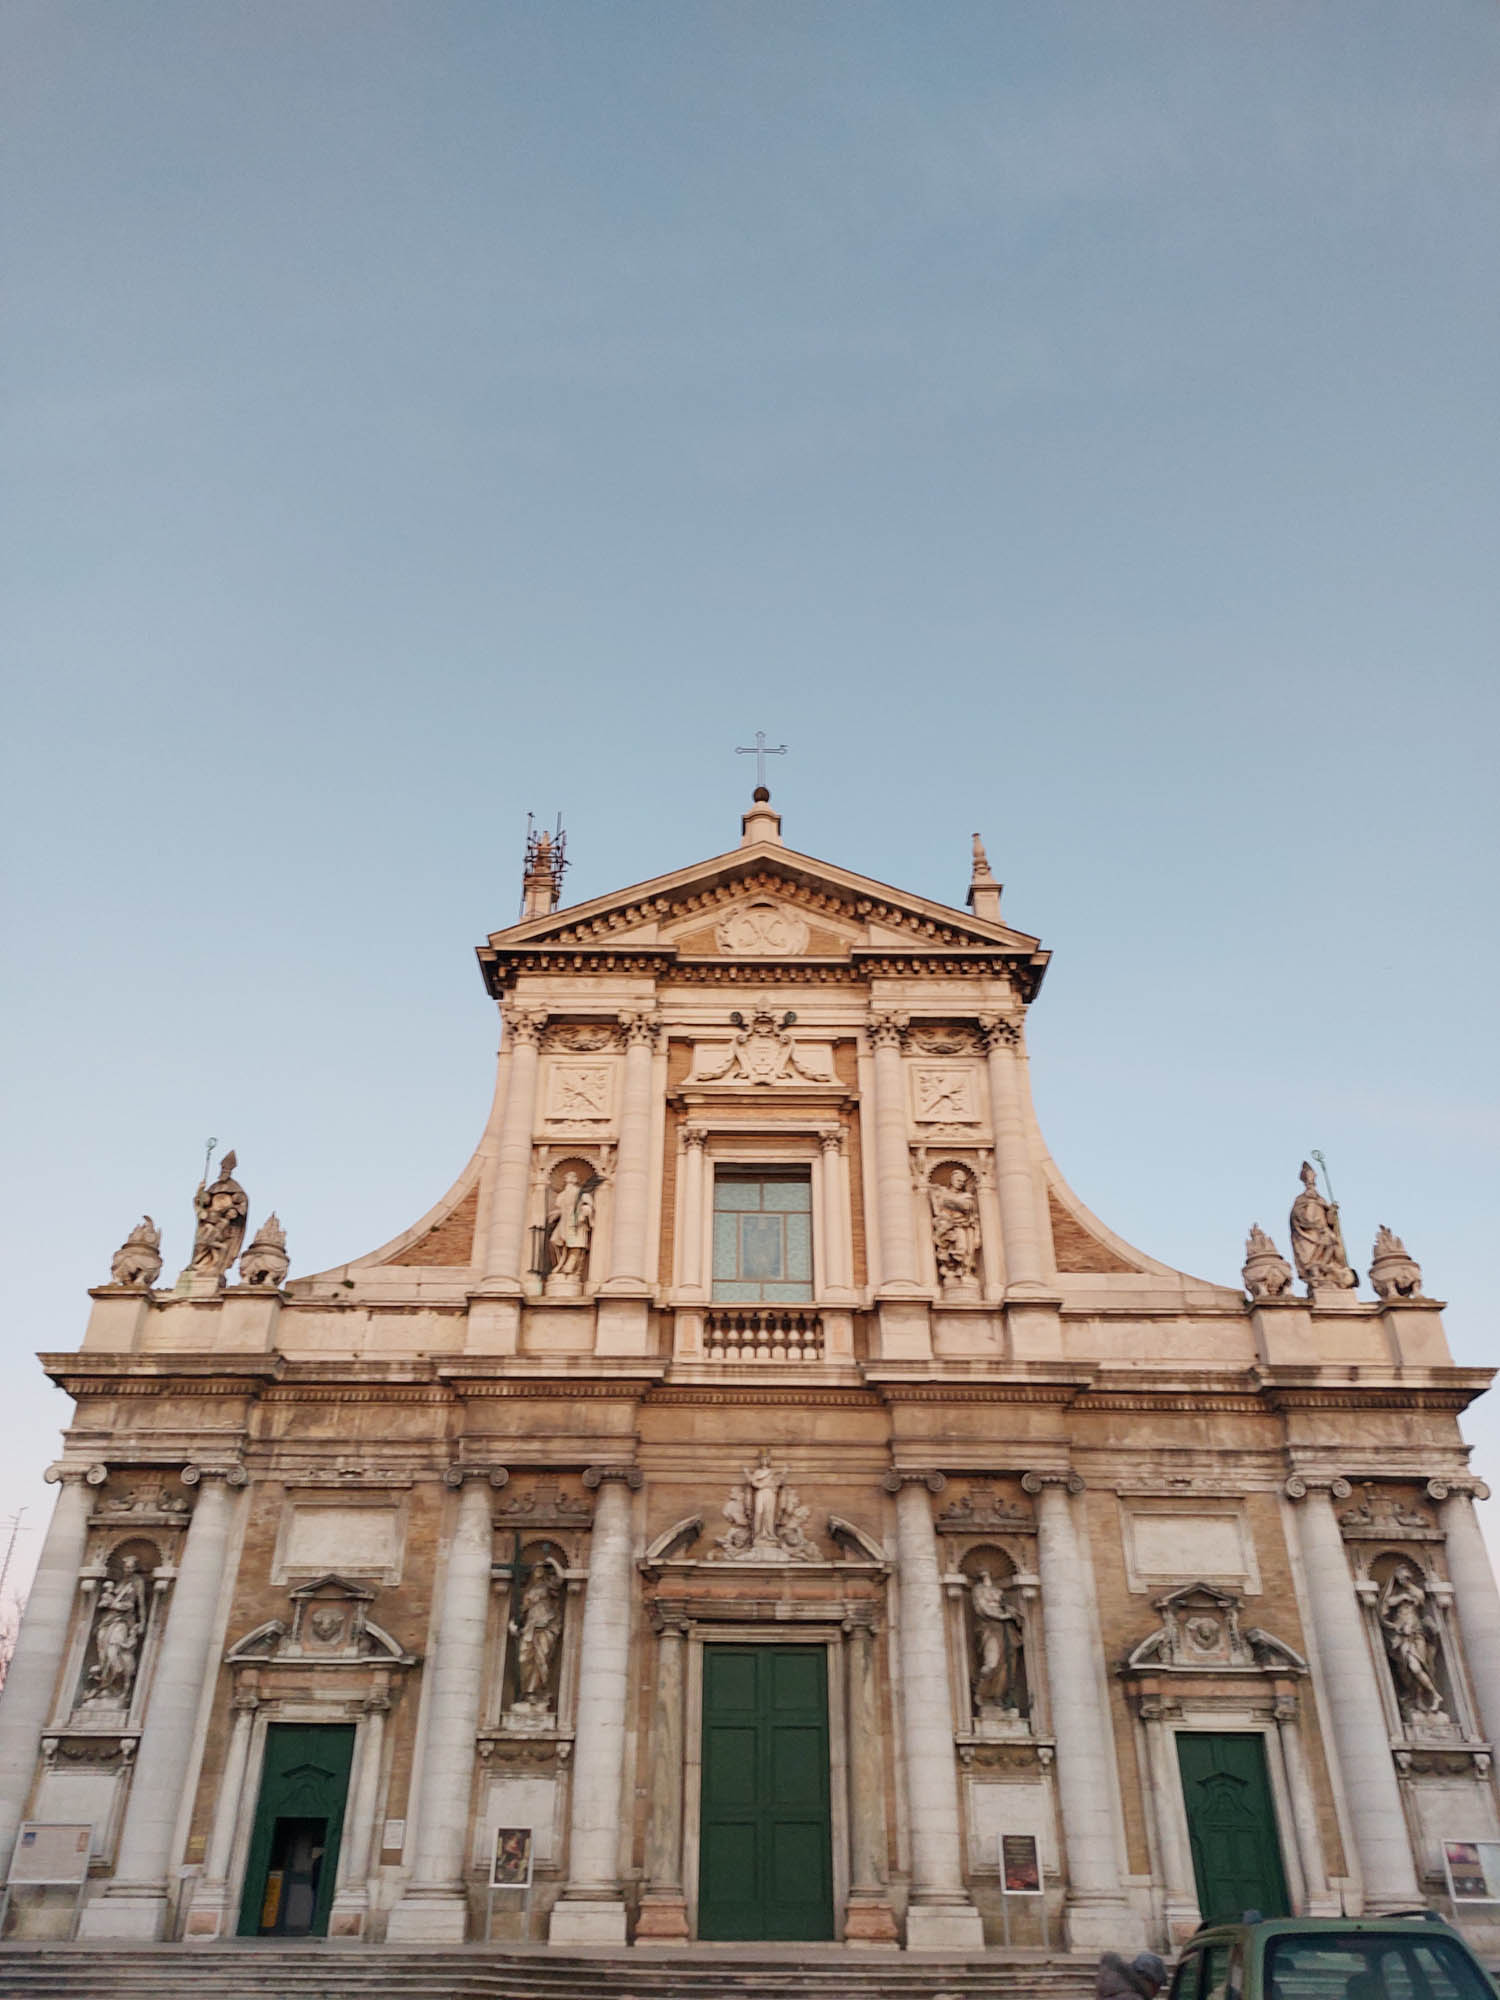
[1264,1934,1494,2000]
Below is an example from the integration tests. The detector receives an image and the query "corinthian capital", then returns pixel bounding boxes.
[502,1005,548,1048]
[618,1011,660,1050]
[869,1011,908,1052]
[978,1013,1023,1053]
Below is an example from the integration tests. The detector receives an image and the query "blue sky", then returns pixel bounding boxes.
[3,1,1497,1587]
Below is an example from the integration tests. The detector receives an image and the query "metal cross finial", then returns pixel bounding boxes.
[736,731,787,790]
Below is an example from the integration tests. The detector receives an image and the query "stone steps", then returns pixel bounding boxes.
[0,1945,1098,2000]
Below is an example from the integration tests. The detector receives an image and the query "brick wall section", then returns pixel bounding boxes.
[1049,1190,1138,1273]
[384,1185,479,1266]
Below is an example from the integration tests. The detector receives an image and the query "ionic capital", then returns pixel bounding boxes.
[182,1461,248,1489]
[443,1464,510,1490]
[1021,1468,1085,1496]
[1426,1475,1490,1502]
[1283,1474,1352,1502]
[880,1469,946,1495]
[583,1463,645,1490]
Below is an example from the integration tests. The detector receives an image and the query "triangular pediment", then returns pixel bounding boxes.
[478,840,1045,984]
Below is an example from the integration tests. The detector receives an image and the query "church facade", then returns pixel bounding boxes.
[2,793,1498,1954]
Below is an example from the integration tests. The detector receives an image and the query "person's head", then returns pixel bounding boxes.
[1132,1953,1168,1996]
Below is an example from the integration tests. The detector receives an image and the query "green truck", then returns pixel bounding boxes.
[1166,1914,1500,2000]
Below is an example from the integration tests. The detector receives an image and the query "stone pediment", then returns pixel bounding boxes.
[227,1574,415,1668]
[478,846,1046,997]
[1123,1582,1307,1676]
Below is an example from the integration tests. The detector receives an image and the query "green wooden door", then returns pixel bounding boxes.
[1177,1733,1290,1926]
[698,1645,834,1940]
[237,1723,356,1938]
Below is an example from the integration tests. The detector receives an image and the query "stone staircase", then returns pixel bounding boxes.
[0,1943,1100,2000]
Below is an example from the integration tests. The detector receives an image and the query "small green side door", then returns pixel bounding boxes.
[1177,1732,1290,1926]
[237,1722,356,1938]
[698,1645,834,1940]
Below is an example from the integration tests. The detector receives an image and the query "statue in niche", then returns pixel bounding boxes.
[1242,1224,1293,1300]
[509,1557,565,1708]
[716,1450,819,1562]
[971,1568,1025,1717]
[1378,1564,1447,1722]
[189,1151,249,1276]
[545,1169,596,1289]
[1288,1161,1356,1292]
[1369,1226,1424,1301]
[239,1213,288,1288]
[929,1167,981,1289]
[82,1557,147,1707]
[110,1217,162,1289]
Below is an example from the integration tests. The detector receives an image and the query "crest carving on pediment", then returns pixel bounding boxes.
[1123,1581,1307,1676]
[715,901,810,957]
[227,1574,415,1668]
[686,1011,837,1086]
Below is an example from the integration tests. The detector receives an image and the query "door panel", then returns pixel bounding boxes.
[1176,1732,1290,1926]
[698,1645,834,1940]
[237,1723,356,1938]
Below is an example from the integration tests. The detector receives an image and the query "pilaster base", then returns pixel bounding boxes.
[595,1296,650,1356]
[1003,1297,1063,1360]
[464,1294,521,1355]
[633,1890,690,1942]
[904,1896,985,1949]
[875,1298,932,1361]
[76,1886,169,1939]
[548,1894,629,1944]
[1164,1896,1203,1947]
[843,1892,900,1944]
[385,1887,470,1941]
[1062,1896,1145,1952]
[181,1883,231,1939]
[327,1889,370,1937]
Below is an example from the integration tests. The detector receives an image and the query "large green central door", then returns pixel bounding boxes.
[1177,1733,1290,1926]
[237,1723,356,1938]
[698,1645,834,1940]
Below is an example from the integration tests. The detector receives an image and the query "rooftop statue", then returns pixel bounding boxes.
[189,1150,249,1277]
[1288,1160,1356,1293]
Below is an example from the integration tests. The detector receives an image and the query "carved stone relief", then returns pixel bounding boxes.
[713,1450,820,1563]
[686,1011,835,1086]
[545,1062,613,1123]
[910,1064,980,1126]
[715,902,810,957]
[1124,1582,1307,1675]
[109,1218,162,1289]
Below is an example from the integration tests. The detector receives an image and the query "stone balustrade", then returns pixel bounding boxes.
[703,1306,825,1362]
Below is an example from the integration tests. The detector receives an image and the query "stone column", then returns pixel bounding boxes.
[1287,1478,1419,1907]
[550,1465,640,1945]
[480,1009,546,1287]
[819,1131,853,1295]
[187,1689,258,1937]
[843,1608,898,1943]
[1026,1471,1139,1949]
[869,1017,920,1294]
[387,1468,504,1941]
[0,1469,93,1879]
[332,1687,390,1928]
[602,1015,657,1293]
[635,1609,689,1942]
[1274,1689,1332,1911]
[1140,1694,1199,1941]
[80,1465,244,1939]
[1436,1482,1500,1754]
[678,1129,707,1294]
[980,1017,1047,1296]
[884,1472,983,1948]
